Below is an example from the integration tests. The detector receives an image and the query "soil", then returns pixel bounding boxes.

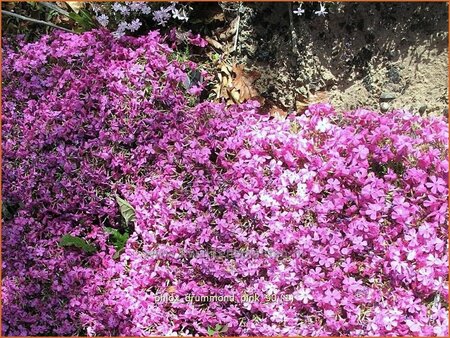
[206,2,448,116]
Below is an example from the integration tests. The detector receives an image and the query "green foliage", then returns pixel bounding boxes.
[116,195,136,227]
[1,1,95,37]
[1,200,21,221]
[207,324,228,336]
[174,44,191,63]
[2,203,12,221]
[68,9,95,32]
[104,226,130,259]
[59,235,96,253]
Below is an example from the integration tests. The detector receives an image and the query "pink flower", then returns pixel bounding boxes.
[188,34,208,47]
[354,145,369,160]
[426,176,446,194]
[323,289,341,307]
[383,316,398,331]
[294,287,313,304]
[366,203,382,220]
[2,29,448,336]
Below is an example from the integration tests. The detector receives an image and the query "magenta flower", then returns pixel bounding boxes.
[2,29,448,337]
[188,33,208,47]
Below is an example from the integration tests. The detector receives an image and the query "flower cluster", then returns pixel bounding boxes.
[2,30,448,336]
[294,2,328,17]
[92,2,191,37]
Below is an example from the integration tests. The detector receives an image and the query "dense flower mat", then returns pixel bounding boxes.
[2,30,448,336]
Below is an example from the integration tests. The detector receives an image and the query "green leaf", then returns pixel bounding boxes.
[68,8,95,32]
[220,325,228,333]
[215,324,222,331]
[207,328,216,336]
[104,227,129,248]
[2,203,12,220]
[116,195,136,227]
[104,226,130,259]
[113,247,125,259]
[79,9,95,25]
[59,235,96,253]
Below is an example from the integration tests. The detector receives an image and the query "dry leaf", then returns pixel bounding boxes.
[217,16,239,41]
[220,64,232,76]
[296,91,330,113]
[229,89,240,103]
[205,37,224,50]
[211,12,225,22]
[211,63,260,104]
[309,91,330,104]
[224,42,237,54]
[65,1,84,14]
[257,97,288,119]
[231,65,260,103]
[269,106,288,120]
[202,11,225,24]
[212,62,233,100]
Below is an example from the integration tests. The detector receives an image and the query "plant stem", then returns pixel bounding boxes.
[233,2,242,54]
[2,10,74,33]
[288,3,299,56]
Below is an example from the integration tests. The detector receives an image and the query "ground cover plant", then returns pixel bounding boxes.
[2,26,448,336]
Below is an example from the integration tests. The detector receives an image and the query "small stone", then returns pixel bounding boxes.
[380,102,390,112]
[380,92,396,101]
[419,105,427,114]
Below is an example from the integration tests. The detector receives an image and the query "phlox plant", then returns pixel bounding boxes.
[1,29,448,336]
[92,1,191,37]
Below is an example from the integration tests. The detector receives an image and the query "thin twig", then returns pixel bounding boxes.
[233,2,242,54]
[2,10,74,33]
[288,3,300,112]
[288,3,299,56]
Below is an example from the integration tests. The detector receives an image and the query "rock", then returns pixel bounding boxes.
[380,92,396,101]
[380,102,390,112]
[419,105,427,114]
